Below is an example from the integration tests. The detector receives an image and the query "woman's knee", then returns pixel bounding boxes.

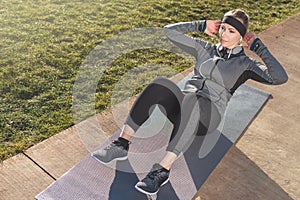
[148,77,183,99]
[150,77,172,87]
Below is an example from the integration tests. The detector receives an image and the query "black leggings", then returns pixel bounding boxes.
[125,77,221,156]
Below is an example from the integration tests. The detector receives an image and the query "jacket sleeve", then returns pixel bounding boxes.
[247,38,288,85]
[164,20,211,58]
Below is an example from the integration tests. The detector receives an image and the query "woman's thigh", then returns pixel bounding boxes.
[126,77,184,131]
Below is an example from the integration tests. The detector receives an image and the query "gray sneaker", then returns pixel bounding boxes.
[91,139,129,164]
[135,163,170,195]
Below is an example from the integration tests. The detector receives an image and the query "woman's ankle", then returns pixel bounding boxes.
[159,151,177,170]
[119,124,135,141]
[119,133,132,141]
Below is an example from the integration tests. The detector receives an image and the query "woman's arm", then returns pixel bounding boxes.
[245,32,288,85]
[164,20,221,57]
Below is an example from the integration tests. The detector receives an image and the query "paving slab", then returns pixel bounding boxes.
[194,146,293,200]
[24,126,90,179]
[0,154,54,200]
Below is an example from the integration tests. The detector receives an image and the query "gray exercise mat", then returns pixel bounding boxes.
[36,83,270,200]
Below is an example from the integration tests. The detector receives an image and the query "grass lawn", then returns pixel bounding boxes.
[0,0,299,161]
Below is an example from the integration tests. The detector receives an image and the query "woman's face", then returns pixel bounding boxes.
[218,23,242,49]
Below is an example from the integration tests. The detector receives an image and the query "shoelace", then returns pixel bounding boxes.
[104,140,121,150]
[147,169,165,181]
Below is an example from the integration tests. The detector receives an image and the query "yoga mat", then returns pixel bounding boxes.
[36,79,270,200]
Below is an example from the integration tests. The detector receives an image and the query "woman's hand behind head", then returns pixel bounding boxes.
[243,32,258,49]
[205,20,222,38]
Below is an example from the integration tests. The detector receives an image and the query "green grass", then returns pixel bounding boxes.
[0,0,299,161]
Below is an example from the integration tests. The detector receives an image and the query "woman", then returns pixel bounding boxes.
[92,9,288,195]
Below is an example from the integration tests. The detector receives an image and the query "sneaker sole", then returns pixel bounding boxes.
[134,178,170,196]
[91,154,128,165]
